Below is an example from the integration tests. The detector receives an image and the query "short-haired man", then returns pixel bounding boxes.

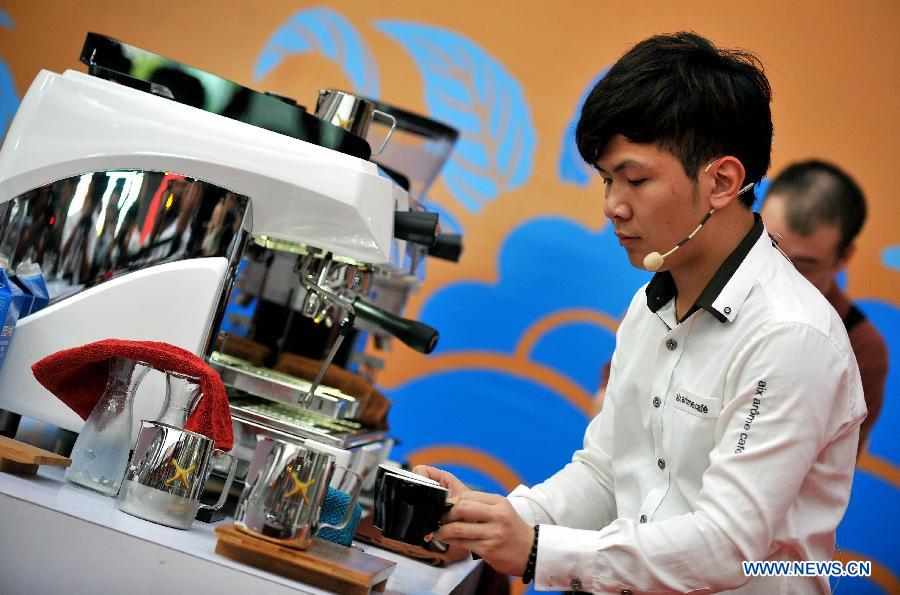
[761,160,887,453]
[417,32,864,594]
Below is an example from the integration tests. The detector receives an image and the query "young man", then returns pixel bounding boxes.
[417,33,864,594]
[761,161,887,454]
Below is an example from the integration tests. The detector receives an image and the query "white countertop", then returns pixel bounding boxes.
[0,466,480,595]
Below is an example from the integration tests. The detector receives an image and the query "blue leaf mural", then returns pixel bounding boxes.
[0,61,16,139]
[559,70,606,186]
[254,7,379,97]
[882,246,900,271]
[0,9,16,139]
[375,21,536,213]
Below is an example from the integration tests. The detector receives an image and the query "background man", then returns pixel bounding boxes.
[761,160,888,453]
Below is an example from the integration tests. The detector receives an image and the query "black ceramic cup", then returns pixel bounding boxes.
[373,464,452,545]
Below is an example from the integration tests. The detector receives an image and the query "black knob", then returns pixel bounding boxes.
[427,233,463,262]
[394,211,439,247]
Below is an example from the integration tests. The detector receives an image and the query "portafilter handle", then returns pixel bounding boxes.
[297,255,440,354]
[351,297,439,354]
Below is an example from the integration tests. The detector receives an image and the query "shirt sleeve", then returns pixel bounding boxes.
[532,321,864,594]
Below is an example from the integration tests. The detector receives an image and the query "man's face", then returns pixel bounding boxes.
[760,194,847,294]
[597,135,707,271]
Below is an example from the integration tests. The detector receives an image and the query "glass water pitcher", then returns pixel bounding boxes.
[65,357,149,496]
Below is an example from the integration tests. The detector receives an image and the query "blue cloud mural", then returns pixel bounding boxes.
[375,21,536,214]
[420,217,649,358]
[254,7,379,98]
[559,70,606,186]
[389,369,588,489]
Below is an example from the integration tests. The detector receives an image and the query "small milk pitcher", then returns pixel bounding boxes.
[314,89,397,156]
[234,436,360,549]
[117,421,237,529]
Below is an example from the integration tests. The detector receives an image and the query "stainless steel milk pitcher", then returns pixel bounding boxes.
[117,420,237,529]
[314,89,397,156]
[233,436,360,549]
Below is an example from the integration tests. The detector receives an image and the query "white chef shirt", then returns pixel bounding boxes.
[509,216,866,594]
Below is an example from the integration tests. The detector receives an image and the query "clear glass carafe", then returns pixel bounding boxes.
[65,357,149,496]
[155,371,203,428]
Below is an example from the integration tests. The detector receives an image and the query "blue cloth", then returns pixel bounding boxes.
[316,487,362,546]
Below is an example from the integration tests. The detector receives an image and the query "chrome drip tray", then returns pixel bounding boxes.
[229,392,385,450]
[210,351,360,420]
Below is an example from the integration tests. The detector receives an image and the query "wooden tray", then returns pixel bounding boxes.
[0,435,71,476]
[215,524,396,594]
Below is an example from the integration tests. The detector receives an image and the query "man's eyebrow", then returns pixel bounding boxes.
[596,159,645,174]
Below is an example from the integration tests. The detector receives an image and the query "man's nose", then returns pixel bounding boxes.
[604,188,631,221]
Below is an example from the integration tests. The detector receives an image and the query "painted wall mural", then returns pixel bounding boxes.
[1,2,897,593]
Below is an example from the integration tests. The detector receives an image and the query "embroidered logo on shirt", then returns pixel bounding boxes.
[735,381,766,453]
[673,388,721,419]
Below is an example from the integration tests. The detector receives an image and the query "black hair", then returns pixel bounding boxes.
[576,32,773,207]
[765,160,866,253]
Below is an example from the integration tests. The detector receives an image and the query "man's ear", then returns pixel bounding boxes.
[837,242,856,269]
[708,156,747,210]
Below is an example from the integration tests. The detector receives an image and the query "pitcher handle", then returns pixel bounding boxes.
[318,466,362,531]
[370,110,397,156]
[199,449,237,511]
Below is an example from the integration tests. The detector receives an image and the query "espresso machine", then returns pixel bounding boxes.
[0,33,460,490]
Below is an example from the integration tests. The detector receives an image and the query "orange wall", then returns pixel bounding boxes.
[1,1,898,308]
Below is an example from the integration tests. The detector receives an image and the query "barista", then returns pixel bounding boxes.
[417,32,864,594]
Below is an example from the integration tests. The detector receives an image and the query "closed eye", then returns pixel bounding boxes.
[628,178,647,187]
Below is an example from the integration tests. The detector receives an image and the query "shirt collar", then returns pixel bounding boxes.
[645,213,766,323]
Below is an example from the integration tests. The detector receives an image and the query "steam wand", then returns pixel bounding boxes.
[300,314,354,409]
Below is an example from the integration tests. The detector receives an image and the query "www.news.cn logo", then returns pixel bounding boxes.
[742,560,871,577]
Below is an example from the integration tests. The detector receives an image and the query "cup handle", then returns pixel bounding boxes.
[318,466,362,531]
[370,110,397,156]
[198,449,237,511]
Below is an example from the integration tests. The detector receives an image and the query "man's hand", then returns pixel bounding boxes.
[412,465,470,499]
[432,491,535,577]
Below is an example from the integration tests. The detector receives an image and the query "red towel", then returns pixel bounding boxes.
[32,339,233,451]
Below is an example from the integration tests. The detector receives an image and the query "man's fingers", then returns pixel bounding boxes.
[438,536,483,556]
[433,520,501,543]
[456,490,505,505]
[442,498,494,524]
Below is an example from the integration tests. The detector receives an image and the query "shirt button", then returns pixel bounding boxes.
[640,514,647,523]
[652,396,661,408]
[724,306,732,314]
[666,338,677,350]
[571,577,583,590]
[658,458,666,470]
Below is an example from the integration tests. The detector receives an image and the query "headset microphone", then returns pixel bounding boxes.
[642,181,755,272]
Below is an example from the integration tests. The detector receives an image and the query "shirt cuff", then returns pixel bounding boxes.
[534,523,601,592]
[507,484,538,526]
